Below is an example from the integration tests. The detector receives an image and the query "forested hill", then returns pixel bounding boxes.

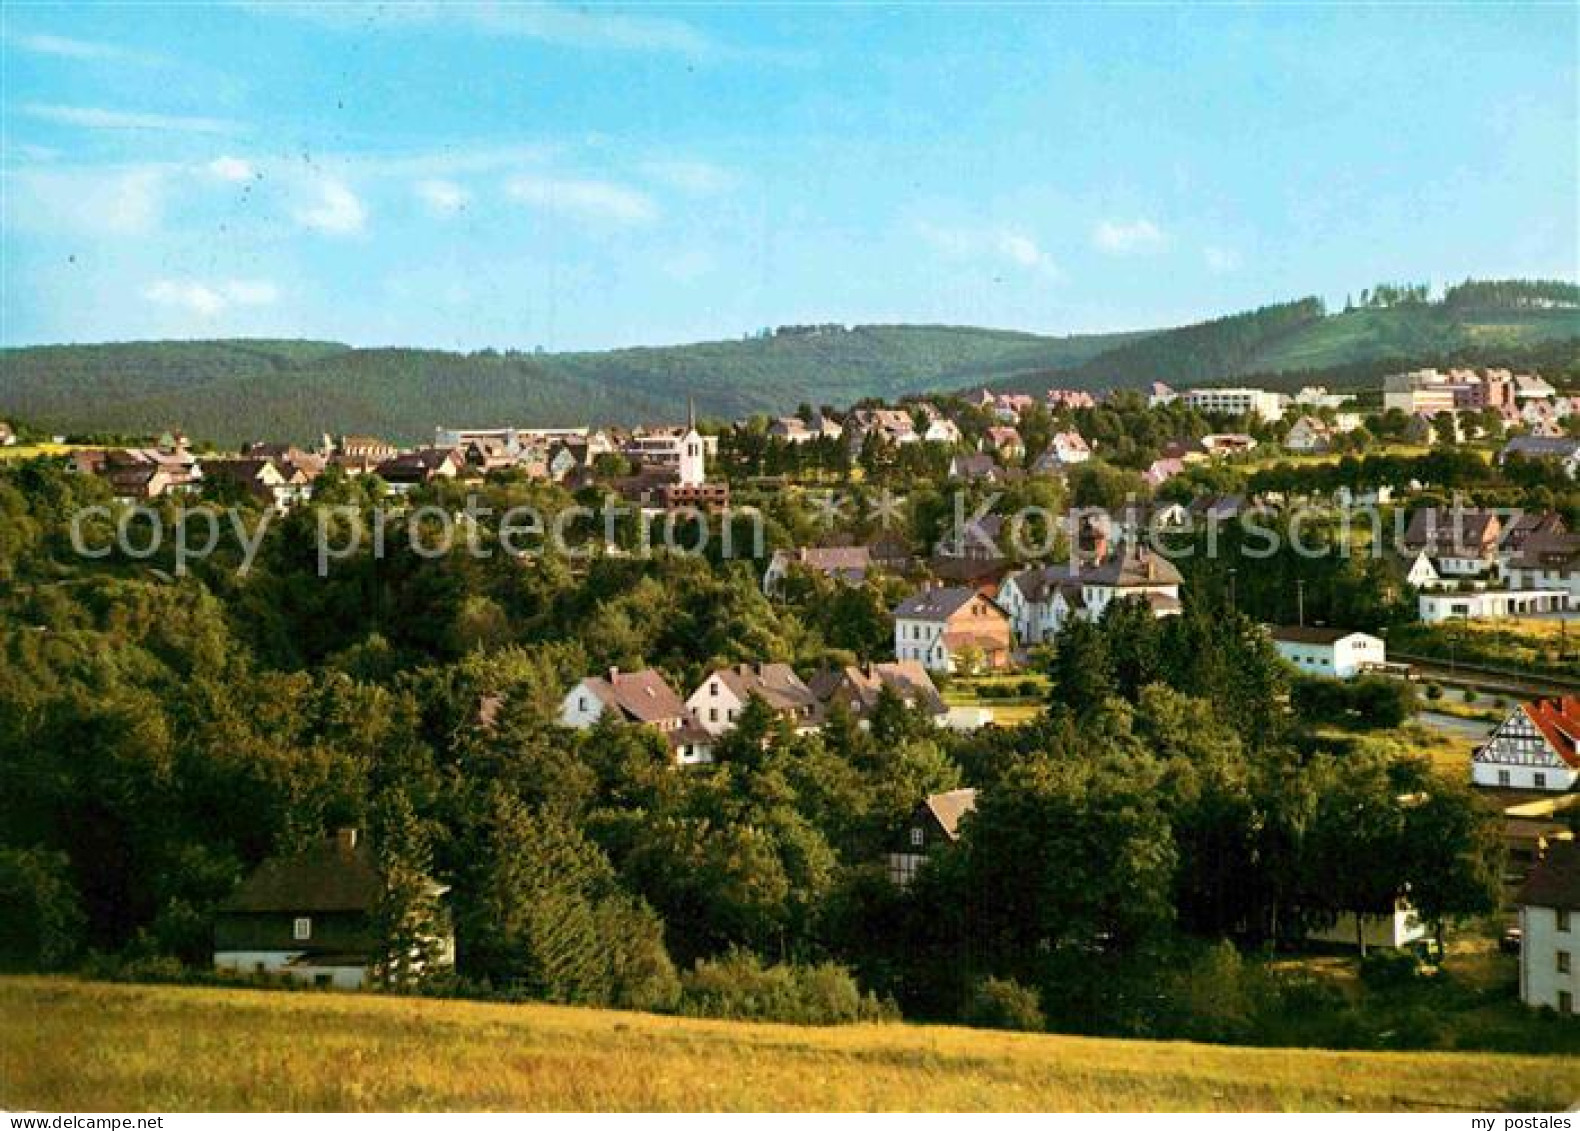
[0,325,1139,445]
[2,279,1576,445]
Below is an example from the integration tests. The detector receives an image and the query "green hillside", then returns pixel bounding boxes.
[0,325,1136,445]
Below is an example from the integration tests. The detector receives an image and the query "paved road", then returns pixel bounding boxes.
[1416,710,1496,743]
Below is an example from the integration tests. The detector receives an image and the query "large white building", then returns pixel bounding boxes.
[1418,588,1569,623]
[1517,842,1580,1015]
[1180,386,1287,422]
[1472,697,1580,793]
[997,546,1183,644]
[1269,625,1387,680]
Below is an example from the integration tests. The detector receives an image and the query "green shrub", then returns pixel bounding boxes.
[1424,683,1444,701]
[1463,688,1478,704]
[1017,679,1041,698]
[962,975,1045,1032]
[678,950,896,1025]
[1359,948,1424,989]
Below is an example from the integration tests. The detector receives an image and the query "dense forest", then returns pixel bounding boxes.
[2,279,1575,445]
[0,447,1547,1049]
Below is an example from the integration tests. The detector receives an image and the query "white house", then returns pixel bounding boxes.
[1518,843,1580,1014]
[1418,588,1568,623]
[1404,551,1441,589]
[686,663,821,735]
[1303,903,1431,951]
[559,667,713,765]
[998,545,1183,644]
[892,586,1013,673]
[1284,415,1333,454]
[1269,625,1387,680]
[923,417,963,445]
[1505,532,1580,605]
[761,546,873,595]
[1473,697,1580,793]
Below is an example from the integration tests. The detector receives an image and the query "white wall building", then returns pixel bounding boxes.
[1270,626,1387,679]
[1418,588,1569,622]
[1472,698,1580,793]
[1517,842,1580,1014]
[1180,386,1287,422]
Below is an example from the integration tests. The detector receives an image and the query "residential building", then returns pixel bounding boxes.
[1501,436,1580,479]
[558,667,713,765]
[1284,415,1333,454]
[203,457,304,510]
[75,447,203,501]
[807,661,947,724]
[948,452,1008,484]
[845,408,918,450]
[997,544,1183,643]
[1147,382,1177,408]
[1473,698,1580,793]
[336,435,399,461]
[1505,531,1580,604]
[376,448,464,492]
[893,586,1013,672]
[762,546,873,595]
[1143,457,1186,488]
[1418,587,1568,622]
[886,788,978,889]
[1401,507,1502,577]
[623,404,709,487]
[1180,387,1286,422]
[923,417,963,445]
[213,828,453,989]
[1046,388,1097,411]
[0,422,14,446]
[982,426,1024,462]
[1199,433,1259,457]
[1269,625,1387,679]
[1030,431,1092,474]
[686,663,820,735]
[1516,841,1580,1014]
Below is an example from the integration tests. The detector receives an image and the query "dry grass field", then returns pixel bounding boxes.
[2,976,1576,1112]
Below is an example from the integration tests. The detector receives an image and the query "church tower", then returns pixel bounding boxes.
[677,395,705,486]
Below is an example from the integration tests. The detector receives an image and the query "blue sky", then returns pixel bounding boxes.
[2,3,1575,350]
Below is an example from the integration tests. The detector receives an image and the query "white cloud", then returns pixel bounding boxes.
[1204,246,1242,274]
[295,179,367,235]
[918,222,1061,279]
[6,166,164,235]
[415,178,468,215]
[8,32,157,63]
[641,160,738,196]
[1092,218,1166,254]
[208,156,254,182]
[144,278,279,317]
[507,174,656,225]
[23,102,238,135]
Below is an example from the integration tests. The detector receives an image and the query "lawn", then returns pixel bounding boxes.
[0,443,84,462]
[944,672,1048,727]
[2,976,1576,1112]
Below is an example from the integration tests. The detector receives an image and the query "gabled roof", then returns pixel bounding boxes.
[709,663,818,714]
[219,832,387,914]
[1402,507,1501,552]
[1523,697,1580,770]
[895,586,998,622]
[1517,841,1580,912]
[580,668,690,725]
[924,788,979,841]
[1031,544,1184,589]
[810,661,946,718]
[1270,625,1372,646]
[778,546,872,576]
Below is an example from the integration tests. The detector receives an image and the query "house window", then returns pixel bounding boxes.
[710,682,719,697]
[1561,991,1575,1015]
[578,696,587,712]
[708,708,718,722]
[293,917,312,941]
[1534,773,1547,789]
[1498,770,1511,787]
[1559,909,1572,933]
[1558,950,1571,975]
[910,827,924,848]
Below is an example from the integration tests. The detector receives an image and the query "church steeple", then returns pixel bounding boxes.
[687,395,696,432]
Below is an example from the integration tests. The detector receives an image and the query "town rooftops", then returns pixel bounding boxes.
[218,829,393,915]
[894,586,989,622]
[808,661,946,718]
[582,668,689,725]
[1502,435,1580,461]
[1039,544,1184,588]
[1517,841,1580,912]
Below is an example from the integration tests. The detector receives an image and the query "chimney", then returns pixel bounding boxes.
[608,667,620,683]
[335,827,359,852]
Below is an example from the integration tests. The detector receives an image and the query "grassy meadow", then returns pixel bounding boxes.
[2,976,1576,1112]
